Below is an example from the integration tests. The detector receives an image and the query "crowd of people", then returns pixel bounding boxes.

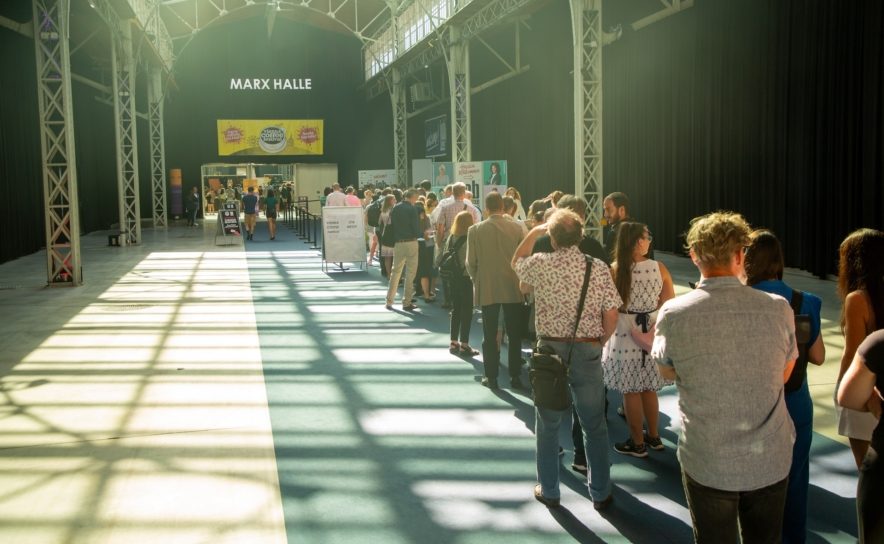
[332,181,883,544]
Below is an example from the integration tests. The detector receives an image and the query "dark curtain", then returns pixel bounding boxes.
[603,0,884,277]
[0,27,45,264]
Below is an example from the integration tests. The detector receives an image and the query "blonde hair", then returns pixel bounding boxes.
[685,211,751,268]
[505,187,522,201]
[450,210,474,237]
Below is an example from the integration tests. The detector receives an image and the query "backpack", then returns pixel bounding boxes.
[380,217,397,247]
[785,289,812,394]
[366,199,382,227]
[438,235,467,280]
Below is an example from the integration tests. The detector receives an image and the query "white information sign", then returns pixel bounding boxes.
[322,206,366,264]
[358,169,397,187]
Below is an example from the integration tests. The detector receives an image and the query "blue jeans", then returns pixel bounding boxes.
[535,340,611,501]
[783,379,813,544]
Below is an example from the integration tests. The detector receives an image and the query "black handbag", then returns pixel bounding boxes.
[529,256,593,410]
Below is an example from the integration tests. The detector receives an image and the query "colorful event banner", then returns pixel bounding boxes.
[217,119,323,156]
[453,160,507,207]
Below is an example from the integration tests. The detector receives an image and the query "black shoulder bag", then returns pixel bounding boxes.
[785,289,812,393]
[529,256,593,411]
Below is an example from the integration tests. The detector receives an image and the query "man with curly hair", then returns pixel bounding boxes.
[652,211,798,543]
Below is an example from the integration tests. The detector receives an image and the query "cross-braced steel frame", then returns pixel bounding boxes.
[111,21,142,245]
[391,68,408,186]
[148,67,167,228]
[32,0,82,286]
[571,0,603,241]
[448,27,471,163]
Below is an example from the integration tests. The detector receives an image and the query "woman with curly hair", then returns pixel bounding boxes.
[835,228,884,469]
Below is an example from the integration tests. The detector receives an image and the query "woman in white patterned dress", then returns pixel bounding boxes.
[603,222,675,458]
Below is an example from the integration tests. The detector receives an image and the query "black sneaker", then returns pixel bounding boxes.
[644,433,665,451]
[614,438,648,458]
[571,455,587,475]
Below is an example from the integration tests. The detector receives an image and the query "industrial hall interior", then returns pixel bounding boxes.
[1,0,883,542]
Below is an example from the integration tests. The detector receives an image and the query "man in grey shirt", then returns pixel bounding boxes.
[652,211,797,543]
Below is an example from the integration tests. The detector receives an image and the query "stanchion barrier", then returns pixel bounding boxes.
[310,213,321,250]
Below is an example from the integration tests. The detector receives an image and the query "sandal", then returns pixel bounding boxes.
[459,344,480,356]
[449,341,460,352]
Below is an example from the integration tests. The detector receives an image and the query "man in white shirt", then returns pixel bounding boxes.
[325,184,347,207]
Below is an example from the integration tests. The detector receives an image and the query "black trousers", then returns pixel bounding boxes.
[682,471,788,544]
[858,446,884,544]
[449,275,474,343]
[481,302,526,380]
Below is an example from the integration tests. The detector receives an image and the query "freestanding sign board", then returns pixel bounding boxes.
[321,206,366,272]
[215,202,242,245]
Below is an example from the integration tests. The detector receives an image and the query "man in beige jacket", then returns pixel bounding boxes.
[466,191,527,390]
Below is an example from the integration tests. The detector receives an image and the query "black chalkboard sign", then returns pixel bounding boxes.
[215,202,242,245]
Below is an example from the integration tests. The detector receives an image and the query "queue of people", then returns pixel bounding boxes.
[356,179,882,543]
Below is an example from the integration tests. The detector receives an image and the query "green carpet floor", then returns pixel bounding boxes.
[245,219,858,544]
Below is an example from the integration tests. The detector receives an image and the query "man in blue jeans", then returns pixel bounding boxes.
[512,209,620,510]
[653,212,797,543]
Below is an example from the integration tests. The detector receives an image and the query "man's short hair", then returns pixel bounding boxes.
[404,188,418,200]
[248,186,255,193]
[420,180,432,191]
[443,184,453,195]
[555,194,588,221]
[685,211,752,268]
[393,188,403,202]
[332,183,341,191]
[502,196,516,214]
[548,209,584,249]
[452,183,467,198]
[604,192,630,211]
[485,191,503,212]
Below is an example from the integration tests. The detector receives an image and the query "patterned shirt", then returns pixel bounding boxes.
[652,275,797,491]
[435,197,481,240]
[514,246,622,338]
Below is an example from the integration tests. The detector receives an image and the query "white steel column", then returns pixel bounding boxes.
[391,68,408,186]
[32,0,82,286]
[570,0,603,241]
[111,21,142,245]
[148,67,167,228]
[448,26,471,163]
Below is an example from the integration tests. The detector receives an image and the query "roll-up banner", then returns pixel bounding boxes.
[217,120,324,156]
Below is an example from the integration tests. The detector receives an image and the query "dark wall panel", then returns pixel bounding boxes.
[165,19,364,192]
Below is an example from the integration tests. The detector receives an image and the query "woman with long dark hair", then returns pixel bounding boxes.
[744,229,826,542]
[264,189,279,240]
[835,228,884,468]
[602,221,674,457]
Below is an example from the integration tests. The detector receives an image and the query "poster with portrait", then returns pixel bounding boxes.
[433,161,454,188]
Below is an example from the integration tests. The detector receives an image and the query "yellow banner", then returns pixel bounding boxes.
[217,119,323,156]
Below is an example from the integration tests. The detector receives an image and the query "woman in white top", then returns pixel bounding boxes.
[505,187,527,221]
[603,221,675,458]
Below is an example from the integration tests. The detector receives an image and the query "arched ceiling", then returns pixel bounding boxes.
[159,0,392,45]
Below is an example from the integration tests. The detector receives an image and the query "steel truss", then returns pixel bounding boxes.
[447,27,470,162]
[111,22,142,245]
[32,0,81,286]
[148,67,167,228]
[391,68,408,186]
[570,0,603,241]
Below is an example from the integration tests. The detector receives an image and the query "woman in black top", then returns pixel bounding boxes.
[838,329,884,543]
